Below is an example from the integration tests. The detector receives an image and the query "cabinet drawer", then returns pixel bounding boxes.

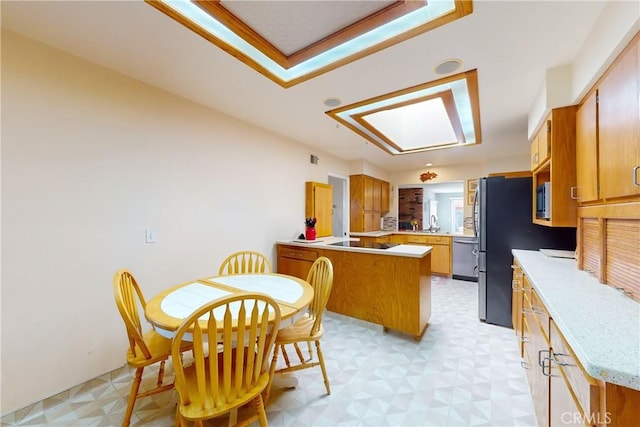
[425,236,451,245]
[278,247,318,261]
[550,320,601,421]
[530,288,550,340]
[405,235,428,245]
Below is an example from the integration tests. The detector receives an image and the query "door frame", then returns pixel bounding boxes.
[328,173,349,237]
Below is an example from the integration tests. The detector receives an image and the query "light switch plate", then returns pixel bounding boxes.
[145,229,158,243]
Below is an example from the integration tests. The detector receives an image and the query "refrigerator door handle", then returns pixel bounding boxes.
[478,251,486,272]
[472,188,479,238]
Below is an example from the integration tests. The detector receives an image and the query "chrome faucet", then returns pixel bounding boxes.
[430,215,438,231]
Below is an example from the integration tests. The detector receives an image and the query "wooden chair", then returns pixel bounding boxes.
[172,293,281,427]
[113,269,191,427]
[219,251,272,275]
[266,256,334,401]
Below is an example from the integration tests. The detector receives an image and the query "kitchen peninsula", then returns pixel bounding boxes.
[276,237,431,340]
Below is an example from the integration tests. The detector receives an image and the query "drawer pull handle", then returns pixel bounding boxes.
[552,352,575,367]
[541,357,556,377]
[521,361,529,370]
[538,349,550,367]
[521,336,530,343]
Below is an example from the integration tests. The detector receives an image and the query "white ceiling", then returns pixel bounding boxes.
[1,1,608,171]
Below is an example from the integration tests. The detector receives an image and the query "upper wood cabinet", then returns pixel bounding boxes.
[305,181,333,237]
[575,90,599,203]
[531,118,551,170]
[381,181,390,214]
[531,106,578,227]
[350,175,390,232]
[597,33,640,200]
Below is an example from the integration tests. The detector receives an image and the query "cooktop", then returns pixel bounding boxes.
[329,241,398,250]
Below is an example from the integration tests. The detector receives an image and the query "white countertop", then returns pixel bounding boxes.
[277,237,431,258]
[512,249,640,390]
[350,230,473,238]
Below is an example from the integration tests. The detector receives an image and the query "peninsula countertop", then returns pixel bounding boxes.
[349,230,475,238]
[276,236,431,258]
[512,249,640,390]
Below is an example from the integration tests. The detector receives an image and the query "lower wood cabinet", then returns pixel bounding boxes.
[513,257,640,426]
[276,246,318,280]
[352,234,452,275]
[404,235,452,276]
[277,243,432,339]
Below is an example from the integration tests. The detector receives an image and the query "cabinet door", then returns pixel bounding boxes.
[598,35,640,199]
[512,262,524,344]
[430,244,451,275]
[380,181,390,214]
[277,246,318,279]
[306,182,333,237]
[372,180,382,211]
[538,118,551,165]
[576,90,599,202]
[523,292,550,427]
[550,370,585,427]
[531,134,540,171]
[364,177,375,210]
[364,211,380,232]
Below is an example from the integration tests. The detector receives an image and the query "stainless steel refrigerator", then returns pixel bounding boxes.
[473,176,576,327]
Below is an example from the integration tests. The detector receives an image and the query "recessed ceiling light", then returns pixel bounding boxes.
[425,163,433,166]
[324,97,342,108]
[435,58,462,75]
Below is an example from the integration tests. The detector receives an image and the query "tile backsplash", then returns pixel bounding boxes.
[382,216,397,230]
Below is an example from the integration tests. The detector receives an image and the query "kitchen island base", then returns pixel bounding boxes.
[277,243,431,340]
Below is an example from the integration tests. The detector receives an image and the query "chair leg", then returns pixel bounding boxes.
[254,394,268,427]
[122,367,144,427]
[281,344,291,368]
[265,344,281,404]
[157,360,166,387]
[315,340,331,395]
[293,343,305,364]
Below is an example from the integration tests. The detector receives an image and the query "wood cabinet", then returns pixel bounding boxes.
[575,33,640,301]
[305,182,333,237]
[277,243,432,340]
[404,234,452,275]
[522,286,551,426]
[350,175,390,232]
[515,255,640,426]
[276,245,318,279]
[531,117,551,170]
[576,32,640,204]
[598,33,640,200]
[575,90,599,203]
[531,105,578,227]
[381,181,390,214]
[511,260,524,354]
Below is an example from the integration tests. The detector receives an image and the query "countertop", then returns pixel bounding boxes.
[512,249,640,390]
[350,230,475,238]
[277,236,431,258]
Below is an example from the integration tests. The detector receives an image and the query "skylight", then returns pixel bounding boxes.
[326,70,481,155]
[146,0,473,87]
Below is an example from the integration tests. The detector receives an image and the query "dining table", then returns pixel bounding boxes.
[145,272,314,339]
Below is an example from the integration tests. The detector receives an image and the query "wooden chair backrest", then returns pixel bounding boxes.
[171,293,281,411]
[305,256,334,336]
[113,269,152,359]
[218,251,272,275]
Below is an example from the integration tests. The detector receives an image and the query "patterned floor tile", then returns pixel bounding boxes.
[1,277,536,426]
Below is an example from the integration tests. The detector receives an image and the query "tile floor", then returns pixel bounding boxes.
[1,277,536,426]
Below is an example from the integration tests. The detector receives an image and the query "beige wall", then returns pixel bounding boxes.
[0,31,350,414]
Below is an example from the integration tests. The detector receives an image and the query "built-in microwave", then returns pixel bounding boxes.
[536,182,551,219]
